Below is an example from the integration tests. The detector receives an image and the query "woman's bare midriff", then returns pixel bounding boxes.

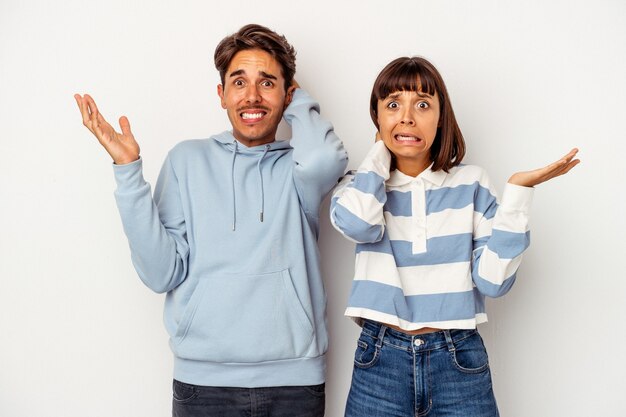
[386,323,441,335]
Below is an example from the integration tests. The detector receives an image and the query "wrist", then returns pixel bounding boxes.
[507,173,534,188]
[114,155,140,165]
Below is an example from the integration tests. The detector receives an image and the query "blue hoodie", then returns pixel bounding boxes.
[111,89,348,387]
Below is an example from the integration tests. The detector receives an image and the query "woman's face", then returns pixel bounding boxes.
[377,88,440,177]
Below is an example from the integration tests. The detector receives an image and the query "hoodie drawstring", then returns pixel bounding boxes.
[257,144,270,222]
[231,140,238,231]
[230,141,270,231]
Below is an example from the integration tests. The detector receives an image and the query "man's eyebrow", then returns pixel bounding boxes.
[228,69,246,78]
[259,71,277,80]
[227,69,278,80]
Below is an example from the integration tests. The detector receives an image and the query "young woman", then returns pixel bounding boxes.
[330,56,579,416]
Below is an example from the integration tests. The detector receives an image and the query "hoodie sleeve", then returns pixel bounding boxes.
[113,156,189,293]
[283,88,348,218]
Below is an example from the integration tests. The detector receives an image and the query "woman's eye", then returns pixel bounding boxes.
[387,101,399,109]
[418,101,429,109]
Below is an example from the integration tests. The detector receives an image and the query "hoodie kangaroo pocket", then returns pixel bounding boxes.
[172,269,315,363]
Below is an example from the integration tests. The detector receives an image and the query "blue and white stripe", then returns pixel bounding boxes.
[331,142,534,330]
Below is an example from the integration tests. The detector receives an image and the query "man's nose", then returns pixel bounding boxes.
[245,85,262,103]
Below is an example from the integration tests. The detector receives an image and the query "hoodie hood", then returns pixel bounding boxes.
[212,131,292,231]
[212,131,293,153]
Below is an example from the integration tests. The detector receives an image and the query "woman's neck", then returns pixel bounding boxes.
[395,157,431,177]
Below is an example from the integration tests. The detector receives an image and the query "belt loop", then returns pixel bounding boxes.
[375,323,387,349]
[443,330,455,352]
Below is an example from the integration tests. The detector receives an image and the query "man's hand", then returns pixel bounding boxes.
[508,148,580,187]
[74,94,140,165]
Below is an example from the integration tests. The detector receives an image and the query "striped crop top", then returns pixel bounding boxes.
[330,141,534,330]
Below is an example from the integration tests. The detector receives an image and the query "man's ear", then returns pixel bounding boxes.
[217,84,227,109]
[284,85,296,109]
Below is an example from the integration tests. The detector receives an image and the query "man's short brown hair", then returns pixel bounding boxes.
[214,24,296,91]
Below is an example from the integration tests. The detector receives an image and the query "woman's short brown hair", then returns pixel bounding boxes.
[370,56,465,172]
[214,24,296,92]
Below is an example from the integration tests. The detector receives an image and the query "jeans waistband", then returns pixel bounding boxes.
[361,319,479,353]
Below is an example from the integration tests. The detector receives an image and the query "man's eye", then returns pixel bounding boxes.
[234,80,245,86]
[261,80,274,87]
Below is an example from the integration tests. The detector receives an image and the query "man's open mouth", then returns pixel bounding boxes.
[241,112,266,120]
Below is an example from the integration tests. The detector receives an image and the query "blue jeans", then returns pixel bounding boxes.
[345,320,499,417]
[172,380,325,417]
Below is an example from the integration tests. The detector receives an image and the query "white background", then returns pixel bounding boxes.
[1,0,625,416]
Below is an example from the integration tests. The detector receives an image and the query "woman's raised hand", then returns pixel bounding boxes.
[74,94,140,165]
[508,148,580,187]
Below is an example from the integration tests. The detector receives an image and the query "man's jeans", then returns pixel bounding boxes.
[345,320,499,417]
[172,380,325,417]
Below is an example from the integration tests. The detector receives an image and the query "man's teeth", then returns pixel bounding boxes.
[242,112,264,119]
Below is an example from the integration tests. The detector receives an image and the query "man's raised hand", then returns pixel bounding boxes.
[74,94,140,165]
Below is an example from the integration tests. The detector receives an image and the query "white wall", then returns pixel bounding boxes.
[1,0,624,416]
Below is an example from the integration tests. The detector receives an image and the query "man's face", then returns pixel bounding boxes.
[217,49,294,147]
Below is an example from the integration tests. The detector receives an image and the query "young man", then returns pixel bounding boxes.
[75,24,347,416]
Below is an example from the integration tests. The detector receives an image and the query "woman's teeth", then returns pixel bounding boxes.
[396,135,419,141]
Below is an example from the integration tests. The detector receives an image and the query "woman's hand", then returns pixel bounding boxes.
[508,148,580,187]
[74,94,140,165]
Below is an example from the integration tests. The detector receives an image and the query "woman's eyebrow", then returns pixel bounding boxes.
[384,92,433,101]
